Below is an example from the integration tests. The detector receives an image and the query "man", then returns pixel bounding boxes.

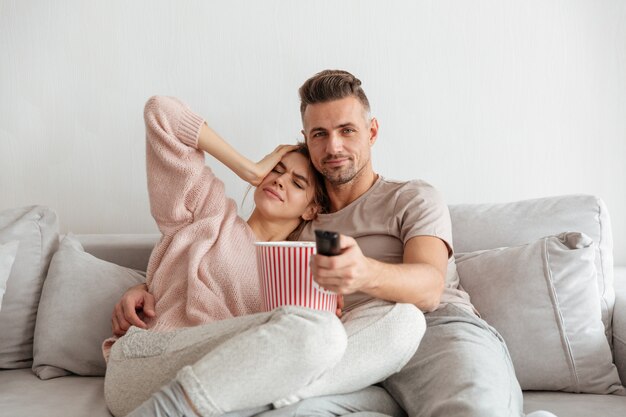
[114,70,553,417]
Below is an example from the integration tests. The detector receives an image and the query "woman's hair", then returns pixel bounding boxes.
[286,142,329,241]
[298,69,370,118]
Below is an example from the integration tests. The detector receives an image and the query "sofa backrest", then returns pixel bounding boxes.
[74,193,616,343]
[449,194,615,343]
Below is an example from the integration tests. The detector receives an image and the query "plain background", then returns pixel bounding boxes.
[1,1,625,264]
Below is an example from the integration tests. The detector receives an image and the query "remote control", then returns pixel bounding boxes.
[315,230,341,256]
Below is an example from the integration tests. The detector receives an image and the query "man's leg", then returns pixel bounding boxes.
[252,386,406,417]
[383,304,524,417]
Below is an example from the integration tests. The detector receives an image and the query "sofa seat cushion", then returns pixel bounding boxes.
[0,369,111,417]
[523,391,626,417]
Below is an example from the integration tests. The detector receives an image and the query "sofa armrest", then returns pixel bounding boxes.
[614,266,626,385]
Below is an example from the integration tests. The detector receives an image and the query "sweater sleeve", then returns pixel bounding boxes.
[143,95,213,234]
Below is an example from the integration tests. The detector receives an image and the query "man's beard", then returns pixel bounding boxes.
[320,156,358,185]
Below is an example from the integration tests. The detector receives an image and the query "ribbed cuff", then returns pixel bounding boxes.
[176,365,221,417]
[177,105,205,149]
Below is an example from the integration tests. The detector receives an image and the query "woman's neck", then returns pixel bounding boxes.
[247,210,301,241]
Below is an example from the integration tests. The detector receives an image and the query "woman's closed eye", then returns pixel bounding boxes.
[293,180,304,190]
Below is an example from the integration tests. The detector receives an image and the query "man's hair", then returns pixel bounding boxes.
[298,69,370,117]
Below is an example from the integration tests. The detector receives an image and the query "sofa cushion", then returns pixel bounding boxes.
[456,232,625,394]
[0,241,19,311]
[449,195,615,346]
[32,234,145,379]
[0,206,59,369]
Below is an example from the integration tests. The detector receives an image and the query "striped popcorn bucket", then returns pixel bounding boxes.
[254,241,338,313]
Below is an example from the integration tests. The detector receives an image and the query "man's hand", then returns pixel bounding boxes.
[312,235,379,295]
[111,283,156,337]
[336,294,344,318]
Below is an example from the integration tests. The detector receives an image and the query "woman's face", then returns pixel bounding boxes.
[253,152,318,222]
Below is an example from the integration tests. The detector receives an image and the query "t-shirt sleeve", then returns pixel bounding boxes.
[395,181,454,258]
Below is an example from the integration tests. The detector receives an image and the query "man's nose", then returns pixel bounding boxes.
[325,132,343,154]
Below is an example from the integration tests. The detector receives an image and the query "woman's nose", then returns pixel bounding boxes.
[273,178,284,189]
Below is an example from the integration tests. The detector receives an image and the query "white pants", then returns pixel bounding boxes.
[104,299,425,417]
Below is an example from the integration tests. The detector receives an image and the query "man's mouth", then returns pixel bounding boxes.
[323,157,350,167]
[263,187,283,201]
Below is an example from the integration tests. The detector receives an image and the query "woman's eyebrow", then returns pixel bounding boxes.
[277,161,310,186]
[293,172,310,186]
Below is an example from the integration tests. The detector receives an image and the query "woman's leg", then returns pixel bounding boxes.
[105,306,347,417]
[273,299,425,407]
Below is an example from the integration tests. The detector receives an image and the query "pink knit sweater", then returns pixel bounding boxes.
[104,96,263,359]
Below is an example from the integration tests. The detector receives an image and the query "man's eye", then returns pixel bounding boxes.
[313,132,326,137]
[343,128,355,134]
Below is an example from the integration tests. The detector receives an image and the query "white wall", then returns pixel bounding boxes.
[1,0,625,263]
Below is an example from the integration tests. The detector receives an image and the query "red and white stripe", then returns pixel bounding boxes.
[256,245,337,313]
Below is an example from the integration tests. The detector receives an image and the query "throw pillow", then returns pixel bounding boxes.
[32,234,145,379]
[0,240,19,310]
[0,206,59,369]
[456,232,625,394]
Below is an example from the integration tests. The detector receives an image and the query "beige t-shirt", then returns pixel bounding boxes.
[300,176,476,314]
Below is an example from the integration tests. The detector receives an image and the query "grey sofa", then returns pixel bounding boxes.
[0,194,625,416]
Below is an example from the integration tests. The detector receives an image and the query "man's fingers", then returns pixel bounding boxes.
[338,234,356,250]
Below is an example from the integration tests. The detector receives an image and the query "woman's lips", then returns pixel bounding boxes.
[263,187,283,201]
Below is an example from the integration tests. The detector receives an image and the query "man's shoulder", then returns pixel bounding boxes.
[377,177,442,198]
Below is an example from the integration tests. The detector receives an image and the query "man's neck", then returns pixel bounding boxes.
[326,169,379,212]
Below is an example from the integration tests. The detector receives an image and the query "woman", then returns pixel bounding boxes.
[103,96,426,417]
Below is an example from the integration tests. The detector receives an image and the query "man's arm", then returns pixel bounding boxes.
[311,235,448,312]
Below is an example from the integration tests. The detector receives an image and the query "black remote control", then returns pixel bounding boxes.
[315,230,341,256]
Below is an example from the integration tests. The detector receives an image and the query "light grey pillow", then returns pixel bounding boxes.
[456,232,625,394]
[0,241,19,310]
[32,234,145,379]
[0,206,59,369]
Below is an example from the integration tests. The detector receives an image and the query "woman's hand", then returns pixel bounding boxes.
[249,144,299,186]
[111,283,156,336]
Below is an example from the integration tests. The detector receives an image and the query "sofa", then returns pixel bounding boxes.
[0,194,625,417]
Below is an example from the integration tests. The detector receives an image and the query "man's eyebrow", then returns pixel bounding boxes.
[309,122,356,133]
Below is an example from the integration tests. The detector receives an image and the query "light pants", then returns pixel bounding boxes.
[383,303,525,417]
[104,299,425,417]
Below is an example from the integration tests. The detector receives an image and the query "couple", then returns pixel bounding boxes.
[103,70,532,417]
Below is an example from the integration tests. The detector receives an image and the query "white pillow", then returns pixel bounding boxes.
[32,234,145,379]
[456,232,625,394]
[0,206,59,369]
[0,240,19,310]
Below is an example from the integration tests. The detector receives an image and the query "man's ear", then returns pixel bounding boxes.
[301,203,319,221]
[301,129,308,143]
[369,117,379,146]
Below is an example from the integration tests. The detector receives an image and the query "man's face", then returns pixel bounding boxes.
[302,96,378,186]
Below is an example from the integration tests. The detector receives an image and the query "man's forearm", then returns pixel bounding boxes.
[361,259,445,312]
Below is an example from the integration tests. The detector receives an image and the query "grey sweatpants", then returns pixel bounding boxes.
[382,303,524,417]
[104,299,425,417]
